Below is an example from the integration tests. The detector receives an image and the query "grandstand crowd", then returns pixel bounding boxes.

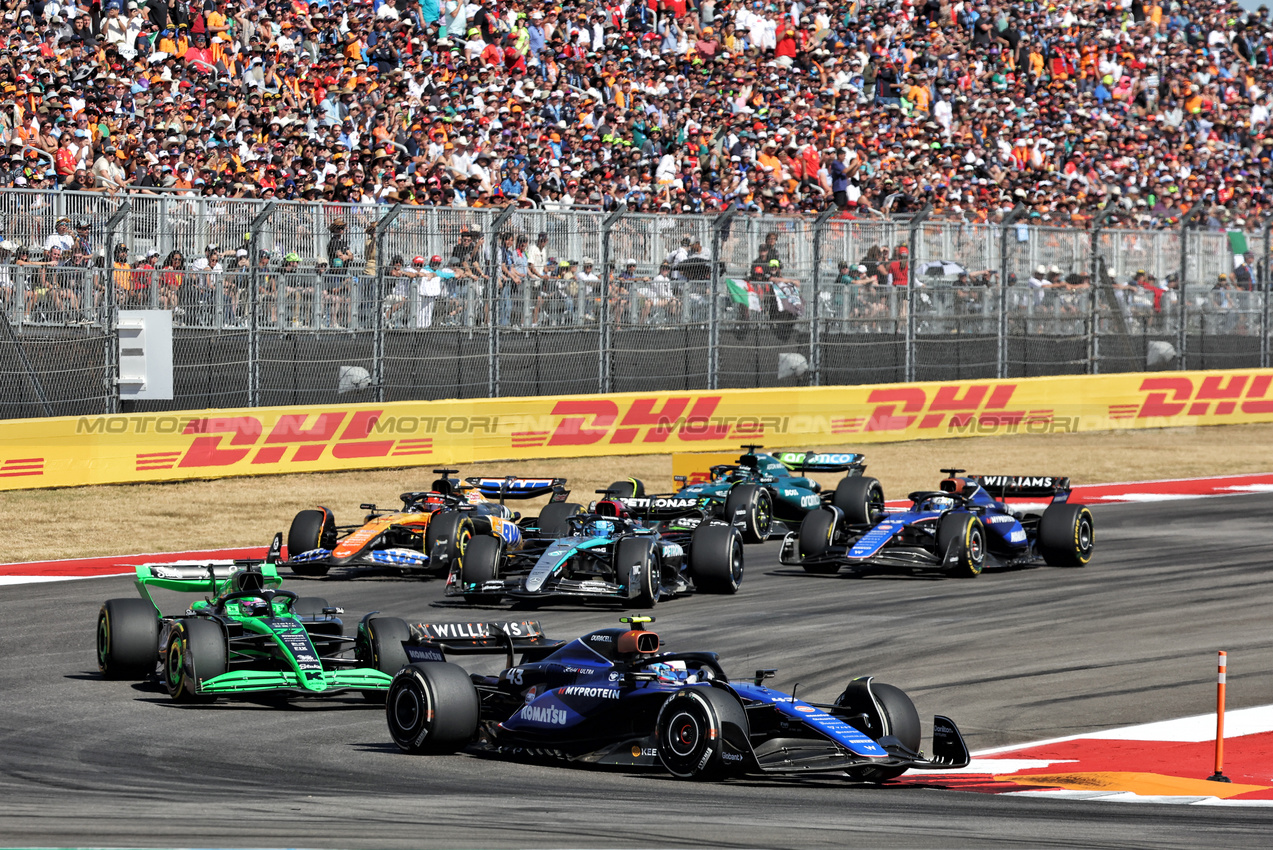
[1,0,1272,230]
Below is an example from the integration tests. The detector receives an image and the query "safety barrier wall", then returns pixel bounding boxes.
[2,368,1270,491]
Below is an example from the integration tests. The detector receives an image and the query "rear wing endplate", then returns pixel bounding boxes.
[776,451,866,474]
[970,475,1072,498]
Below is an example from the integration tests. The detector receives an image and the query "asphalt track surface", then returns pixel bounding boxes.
[3,496,1273,848]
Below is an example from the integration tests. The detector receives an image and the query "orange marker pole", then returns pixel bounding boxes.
[1207,651,1230,783]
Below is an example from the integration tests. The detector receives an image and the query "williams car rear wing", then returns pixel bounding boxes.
[967,474,1072,500]
[776,451,867,475]
[464,477,570,502]
[406,620,563,667]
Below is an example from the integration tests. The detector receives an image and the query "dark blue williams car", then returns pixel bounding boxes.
[781,468,1095,578]
[383,617,969,782]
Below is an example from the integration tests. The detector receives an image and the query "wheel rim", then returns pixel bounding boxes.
[1078,517,1092,552]
[391,685,424,736]
[868,487,884,519]
[755,492,772,536]
[968,527,984,563]
[97,613,109,668]
[167,637,185,688]
[667,709,701,758]
[648,556,660,601]
[730,543,743,584]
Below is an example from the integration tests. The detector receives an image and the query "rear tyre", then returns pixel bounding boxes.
[97,598,160,679]
[386,662,480,754]
[618,537,660,608]
[833,476,885,525]
[288,508,334,576]
[936,513,985,578]
[835,679,922,782]
[358,616,412,703]
[1038,503,1095,567]
[164,618,227,703]
[688,524,743,593]
[723,484,773,544]
[798,508,841,574]
[656,686,750,779]
[605,479,646,500]
[460,534,503,604]
[425,511,474,575]
[537,501,582,538]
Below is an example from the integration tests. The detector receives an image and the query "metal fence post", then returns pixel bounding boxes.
[599,204,627,394]
[102,202,131,414]
[809,207,838,386]
[709,210,736,391]
[905,204,932,383]
[1262,218,1272,369]
[247,203,275,408]
[486,205,519,398]
[1088,205,1115,375]
[372,204,404,404]
[1178,205,1203,370]
[998,204,1027,378]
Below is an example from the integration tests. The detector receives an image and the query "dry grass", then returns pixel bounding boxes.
[5,423,1273,563]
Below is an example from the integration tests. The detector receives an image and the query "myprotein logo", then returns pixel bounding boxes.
[558,686,620,699]
[1116,375,1273,420]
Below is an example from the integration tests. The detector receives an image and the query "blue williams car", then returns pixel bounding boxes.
[607,445,869,544]
[384,617,970,782]
[445,495,743,607]
[781,469,1094,577]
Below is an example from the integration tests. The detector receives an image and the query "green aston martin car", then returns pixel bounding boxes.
[95,538,411,702]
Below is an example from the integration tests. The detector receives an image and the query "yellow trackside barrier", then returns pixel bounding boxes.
[2,369,1273,491]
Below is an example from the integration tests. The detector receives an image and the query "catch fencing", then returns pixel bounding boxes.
[0,189,1268,418]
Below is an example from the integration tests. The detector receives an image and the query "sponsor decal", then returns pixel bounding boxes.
[631,746,659,758]
[795,705,816,713]
[660,542,685,560]
[404,645,445,664]
[564,666,598,674]
[985,515,1017,525]
[558,686,620,699]
[977,476,1059,490]
[1009,529,1027,543]
[722,751,743,762]
[519,704,568,725]
[524,686,538,704]
[799,494,820,507]
[609,672,623,682]
[265,618,321,671]
[625,496,700,511]
[590,633,612,643]
[417,621,541,640]
[934,723,954,736]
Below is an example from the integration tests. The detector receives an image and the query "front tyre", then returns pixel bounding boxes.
[833,476,885,525]
[459,534,503,604]
[386,662,480,754]
[936,513,986,578]
[287,508,335,577]
[835,679,922,782]
[425,511,474,576]
[656,686,750,779]
[723,484,773,544]
[1038,502,1095,567]
[797,508,841,574]
[97,598,160,679]
[358,616,412,703]
[617,537,660,608]
[688,524,744,594]
[164,618,227,703]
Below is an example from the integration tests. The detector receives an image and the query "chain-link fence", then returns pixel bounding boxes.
[2,189,1272,418]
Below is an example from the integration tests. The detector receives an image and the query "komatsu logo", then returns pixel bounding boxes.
[558,686,620,699]
[520,704,568,724]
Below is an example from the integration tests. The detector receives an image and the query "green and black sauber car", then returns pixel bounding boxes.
[95,538,411,702]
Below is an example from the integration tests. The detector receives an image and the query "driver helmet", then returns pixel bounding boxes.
[588,519,615,538]
[239,597,272,617]
[646,660,690,684]
[922,495,956,512]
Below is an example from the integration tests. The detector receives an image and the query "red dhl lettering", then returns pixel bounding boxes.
[545,397,727,446]
[1132,375,1273,418]
[176,411,395,468]
[862,384,1020,432]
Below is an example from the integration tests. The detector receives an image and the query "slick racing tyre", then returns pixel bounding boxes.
[605,478,646,500]
[833,476,885,525]
[688,524,744,594]
[618,537,660,608]
[1038,502,1095,567]
[288,508,335,576]
[97,598,160,679]
[386,662,480,754]
[358,616,412,704]
[536,501,583,538]
[835,678,922,782]
[937,513,986,578]
[797,508,841,574]
[656,686,750,779]
[459,534,503,604]
[164,618,227,703]
[723,484,773,544]
[425,511,474,575]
